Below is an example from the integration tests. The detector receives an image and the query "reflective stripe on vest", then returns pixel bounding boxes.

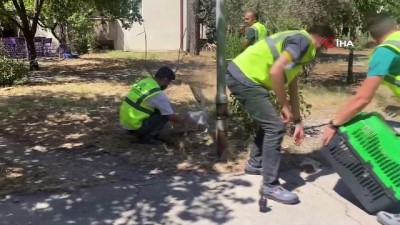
[124,86,161,115]
[232,30,316,89]
[373,31,400,98]
[383,40,400,47]
[119,77,162,130]
[266,31,313,64]
[134,87,162,107]
[251,22,267,42]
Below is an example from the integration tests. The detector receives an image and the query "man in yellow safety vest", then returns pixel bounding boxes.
[227,24,335,205]
[119,66,187,145]
[242,10,268,49]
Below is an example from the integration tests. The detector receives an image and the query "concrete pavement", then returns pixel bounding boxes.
[0,168,380,225]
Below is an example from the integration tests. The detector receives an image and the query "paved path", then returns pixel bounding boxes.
[0,168,380,225]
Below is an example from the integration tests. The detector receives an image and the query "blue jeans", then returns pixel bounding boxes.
[226,72,286,186]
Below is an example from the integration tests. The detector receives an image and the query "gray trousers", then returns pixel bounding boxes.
[226,72,286,186]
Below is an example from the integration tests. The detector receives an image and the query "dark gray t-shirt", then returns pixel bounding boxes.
[282,34,310,62]
[245,27,256,45]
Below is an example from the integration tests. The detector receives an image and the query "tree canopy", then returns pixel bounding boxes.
[0,0,142,68]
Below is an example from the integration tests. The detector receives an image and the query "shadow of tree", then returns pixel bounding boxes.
[303,70,366,93]
[0,172,254,225]
[27,57,212,87]
[0,90,225,196]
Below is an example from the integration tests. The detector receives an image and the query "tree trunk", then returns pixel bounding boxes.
[189,0,200,55]
[347,49,354,84]
[346,27,356,84]
[24,32,39,71]
[50,24,68,57]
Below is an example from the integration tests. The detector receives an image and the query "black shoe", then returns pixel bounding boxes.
[244,163,262,175]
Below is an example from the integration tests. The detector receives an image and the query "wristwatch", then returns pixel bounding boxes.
[329,120,340,130]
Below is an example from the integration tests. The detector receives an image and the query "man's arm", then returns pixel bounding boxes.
[270,53,292,107]
[241,27,256,49]
[288,76,301,122]
[270,35,310,109]
[167,114,186,124]
[147,93,186,124]
[332,47,396,125]
[332,77,382,125]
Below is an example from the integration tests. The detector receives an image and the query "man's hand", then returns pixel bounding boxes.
[321,126,337,146]
[280,105,293,124]
[293,123,305,146]
[168,113,187,124]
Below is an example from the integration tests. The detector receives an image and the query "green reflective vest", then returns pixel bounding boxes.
[119,77,162,130]
[372,31,400,98]
[233,30,316,89]
[251,22,268,43]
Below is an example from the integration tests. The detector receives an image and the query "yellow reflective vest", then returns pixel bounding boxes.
[251,22,268,43]
[372,31,400,98]
[119,77,162,130]
[233,30,316,89]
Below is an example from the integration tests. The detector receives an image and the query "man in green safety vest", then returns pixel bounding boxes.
[119,66,187,145]
[226,25,335,204]
[321,14,400,143]
[242,10,268,49]
[319,14,400,225]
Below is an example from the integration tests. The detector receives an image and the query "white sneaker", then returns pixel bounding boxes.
[377,211,400,225]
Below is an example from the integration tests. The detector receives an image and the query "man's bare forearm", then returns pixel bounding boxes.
[168,114,186,124]
[289,77,301,120]
[241,39,249,50]
[271,73,289,107]
[270,55,291,107]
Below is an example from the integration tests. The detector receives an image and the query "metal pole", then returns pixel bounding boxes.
[216,0,228,157]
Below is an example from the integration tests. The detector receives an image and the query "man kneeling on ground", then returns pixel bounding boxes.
[119,66,187,145]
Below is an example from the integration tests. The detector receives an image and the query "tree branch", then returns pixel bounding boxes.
[12,0,31,32]
[31,0,46,33]
[0,6,24,30]
[12,0,21,13]
[37,19,46,28]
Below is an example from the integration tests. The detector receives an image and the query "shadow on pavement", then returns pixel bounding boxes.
[0,173,254,225]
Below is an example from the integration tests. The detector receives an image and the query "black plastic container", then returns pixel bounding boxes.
[320,133,400,214]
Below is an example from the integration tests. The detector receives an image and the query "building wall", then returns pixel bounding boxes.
[113,0,188,51]
[37,0,189,52]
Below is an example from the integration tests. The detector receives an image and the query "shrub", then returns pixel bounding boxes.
[68,13,98,54]
[0,48,28,86]
[299,58,318,83]
[226,33,242,59]
[230,89,312,138]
